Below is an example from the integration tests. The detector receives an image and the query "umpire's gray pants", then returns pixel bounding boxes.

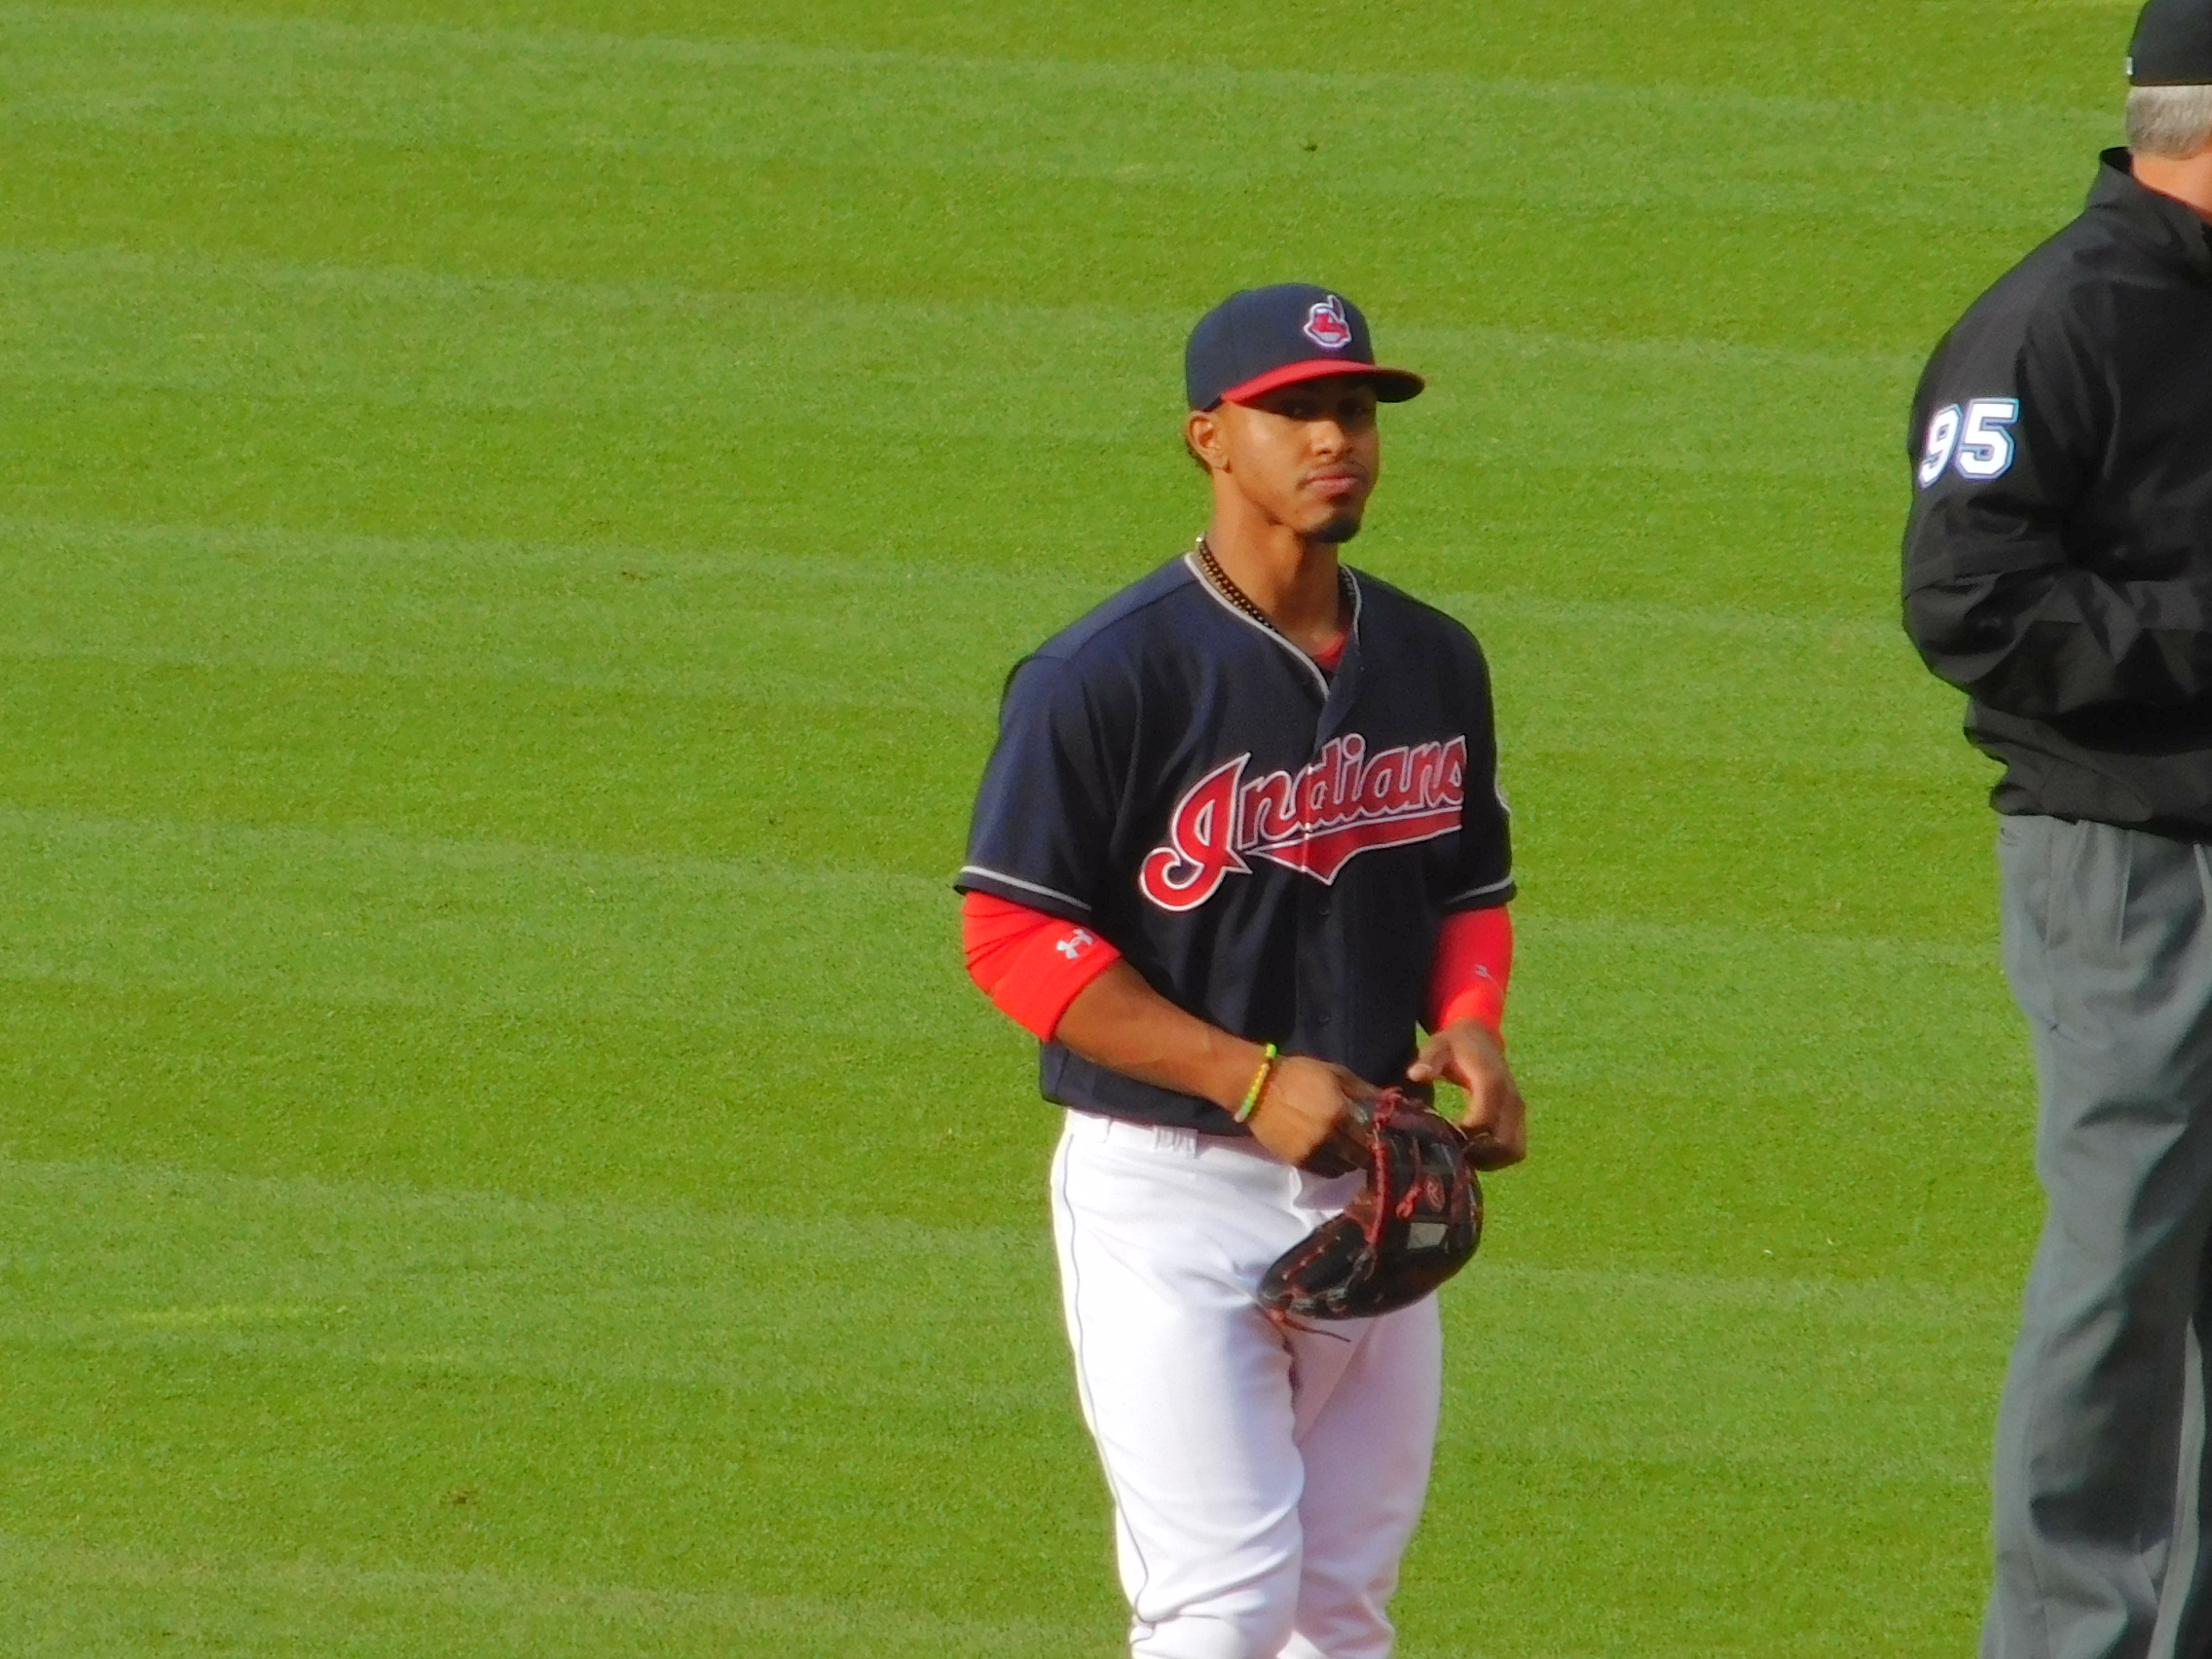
[1986,816,2212,1659]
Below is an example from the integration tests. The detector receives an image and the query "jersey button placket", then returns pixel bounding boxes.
[1300,876,1335,1032]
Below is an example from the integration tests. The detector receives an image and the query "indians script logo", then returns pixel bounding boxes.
[1303,295,1353,351]
[1138,734,1466,912]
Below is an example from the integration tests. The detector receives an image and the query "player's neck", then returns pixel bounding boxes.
[1201,517,1348,652]
[2132,148,2212,222]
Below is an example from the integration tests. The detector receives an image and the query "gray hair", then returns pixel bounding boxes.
[2125,83,2212,159]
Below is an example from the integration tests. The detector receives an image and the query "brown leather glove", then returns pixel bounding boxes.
[1257,1087,1482,1321]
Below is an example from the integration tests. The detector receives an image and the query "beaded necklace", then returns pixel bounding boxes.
[1194,535,1354,643]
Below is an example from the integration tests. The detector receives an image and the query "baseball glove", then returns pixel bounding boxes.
[1257,1087,1482,1322]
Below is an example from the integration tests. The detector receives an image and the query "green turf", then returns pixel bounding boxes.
[0,0,2126,1651]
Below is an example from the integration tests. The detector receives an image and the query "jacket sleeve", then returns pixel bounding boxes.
[1901,302,2212,717]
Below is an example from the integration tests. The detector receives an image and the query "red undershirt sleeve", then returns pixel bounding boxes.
[1426,906,1512,1040]
[961,891,1124,1042]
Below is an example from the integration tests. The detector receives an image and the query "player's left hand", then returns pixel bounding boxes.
[1406,1018,1526,1171]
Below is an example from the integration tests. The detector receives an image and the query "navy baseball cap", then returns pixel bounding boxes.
[2130,0,2212,83]
[1185,284,1424,411]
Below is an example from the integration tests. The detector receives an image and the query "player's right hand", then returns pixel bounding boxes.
[1247,1056,1378,1174]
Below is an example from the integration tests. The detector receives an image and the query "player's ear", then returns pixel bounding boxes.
[1185,407,1228,474]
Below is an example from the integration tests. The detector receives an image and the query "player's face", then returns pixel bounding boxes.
[1208,378,1382,543]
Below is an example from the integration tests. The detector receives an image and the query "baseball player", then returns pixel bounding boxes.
[1901,4,2212,1654]
[956,283,1525,1659]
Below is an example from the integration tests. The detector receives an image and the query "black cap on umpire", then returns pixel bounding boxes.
[2130,0,2212,84]
[1184,284,1424,411]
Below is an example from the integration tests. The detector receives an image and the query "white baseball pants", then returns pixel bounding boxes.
[1050,1109,1444,1659]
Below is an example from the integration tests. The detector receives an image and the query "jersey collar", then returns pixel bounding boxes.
[1182,548,1363,700]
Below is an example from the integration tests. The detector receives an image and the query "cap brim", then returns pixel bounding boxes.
[1214,358,1425,407]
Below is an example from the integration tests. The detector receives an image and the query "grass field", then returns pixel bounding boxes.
[0,1,2136,1653]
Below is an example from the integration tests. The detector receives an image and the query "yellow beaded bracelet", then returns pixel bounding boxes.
[1235,1043,1279,1124]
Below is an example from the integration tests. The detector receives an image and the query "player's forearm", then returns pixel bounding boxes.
[1426,905,1510,1037]
[1053,962,1265,1112]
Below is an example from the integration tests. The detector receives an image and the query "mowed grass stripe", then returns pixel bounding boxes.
[0,972,1047,1227]
[0,796,2001,989]
[0,11,2082,355]
[0,1155,1062,1404]
[0,788,2007,973]
[0,1152,2002,1654]
[0,918,2031,1278]
[0,232,1924,629]
[0,516,1098,718]
[0,1176,2006,1659]
[0,805,952,1028]
[0,796,2036,1285]
[9,0,2116,108]
[0,1537,1118,1659]
[0,241,1932,377]
[0,511,1993,943]
[0,2,2109,226]
[0,512,1992,941]
[0,1153,2006,1476]
[0,581,1931,747]
[0,243,1916,490]
[0,650,986,874]
[0,513,1918,704]
[0,367,1910,604]
[0,509,1912,645]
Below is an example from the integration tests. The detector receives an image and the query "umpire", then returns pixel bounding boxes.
[1903,3,2212,1654]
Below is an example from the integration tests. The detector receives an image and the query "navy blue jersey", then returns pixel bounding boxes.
[957,549,1514,1133]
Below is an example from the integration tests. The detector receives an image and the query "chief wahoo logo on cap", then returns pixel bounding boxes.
[1303,295,1354,351]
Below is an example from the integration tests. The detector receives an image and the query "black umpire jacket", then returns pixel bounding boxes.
[1902,148,2212,837]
